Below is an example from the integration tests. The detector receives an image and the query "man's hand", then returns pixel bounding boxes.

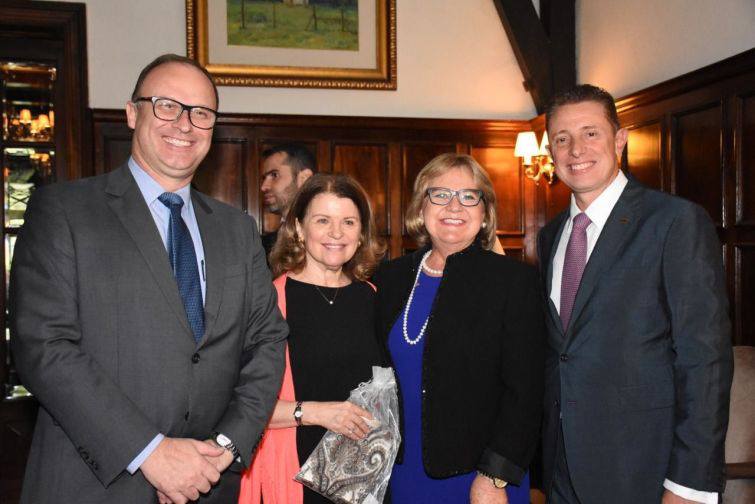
[662,490,704,504]
[155,441,232,504]
[141,437,224,504]
[204,439,234,473]
[157,490,173,504]
[470,474,509,504]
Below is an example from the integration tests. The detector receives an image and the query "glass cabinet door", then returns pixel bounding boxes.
[1,61,57,399]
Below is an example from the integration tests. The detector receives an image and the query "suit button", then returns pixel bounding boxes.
[184,411,190,421]
[192,353,200,363]
[560,353,569,362]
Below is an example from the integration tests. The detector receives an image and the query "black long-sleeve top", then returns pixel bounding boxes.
[372,242,546,485]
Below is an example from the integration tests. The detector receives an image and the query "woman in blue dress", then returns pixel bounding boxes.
[374,154,545,503]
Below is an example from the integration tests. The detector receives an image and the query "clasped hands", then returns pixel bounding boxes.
[140,437,234,504]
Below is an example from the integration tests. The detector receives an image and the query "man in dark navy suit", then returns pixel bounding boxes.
[538,84,732,504]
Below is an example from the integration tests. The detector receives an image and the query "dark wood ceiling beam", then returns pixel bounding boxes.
[492,0,575,114]
[541,0,576,95]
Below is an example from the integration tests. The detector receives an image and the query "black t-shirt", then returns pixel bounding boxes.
[285,278,383,503]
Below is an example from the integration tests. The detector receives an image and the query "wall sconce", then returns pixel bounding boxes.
[515,131,555,185]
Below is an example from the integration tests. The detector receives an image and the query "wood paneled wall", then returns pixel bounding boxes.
[535,49,755,346]
[92,111,537,261]
[91,49,755,346]
[618,49,755,347]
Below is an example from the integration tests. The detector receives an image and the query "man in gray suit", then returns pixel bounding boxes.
[10,54,287,503]
[537,85,732,503]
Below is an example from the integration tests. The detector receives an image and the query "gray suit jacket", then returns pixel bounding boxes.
[10,165,287,503]
[537,178,733,503]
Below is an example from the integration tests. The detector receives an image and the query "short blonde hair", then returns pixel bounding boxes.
[270,174,385,281]
[405,153,497,250]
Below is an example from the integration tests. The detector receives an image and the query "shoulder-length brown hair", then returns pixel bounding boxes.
[405,153,498,250]
[269,174,385,281]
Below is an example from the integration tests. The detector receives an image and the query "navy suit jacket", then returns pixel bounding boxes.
[537,178,733,503]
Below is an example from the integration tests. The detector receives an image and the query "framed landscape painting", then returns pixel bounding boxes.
[186,0,396,89]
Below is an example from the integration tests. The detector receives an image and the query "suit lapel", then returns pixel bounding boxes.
[193,191,224,347]
[105,165,194,339]
[543,212,568,335]
[563,181,643,348]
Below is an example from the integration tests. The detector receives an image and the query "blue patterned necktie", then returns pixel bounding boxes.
[158,192,205,343]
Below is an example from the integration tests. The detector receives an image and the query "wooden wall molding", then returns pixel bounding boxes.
[616,48,755,114]
[91,109,535,260]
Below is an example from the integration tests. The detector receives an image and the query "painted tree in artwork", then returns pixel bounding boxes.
[227,0,357,50]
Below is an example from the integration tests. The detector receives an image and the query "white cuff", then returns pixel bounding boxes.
[127,433,165,474]
[663,479,718,504]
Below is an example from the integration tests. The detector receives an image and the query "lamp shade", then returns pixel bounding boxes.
[514,131,539,158]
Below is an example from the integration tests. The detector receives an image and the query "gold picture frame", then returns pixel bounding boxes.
[186,0,396,90]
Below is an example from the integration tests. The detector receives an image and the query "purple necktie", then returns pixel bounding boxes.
[560,212,592,331]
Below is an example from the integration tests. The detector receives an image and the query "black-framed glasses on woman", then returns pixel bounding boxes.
[134,96,218,130]
[426,187,484,207]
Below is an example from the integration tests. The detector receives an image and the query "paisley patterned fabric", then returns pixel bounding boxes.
[295,367,400,504]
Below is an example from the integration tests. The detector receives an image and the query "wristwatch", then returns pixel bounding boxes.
[294,401,304,427]
[478,470,508,489]
[213,432,240,460]
[293,401,303,426]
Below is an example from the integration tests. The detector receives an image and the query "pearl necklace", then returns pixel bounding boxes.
[402,250,442,345]
[421,253,443,275]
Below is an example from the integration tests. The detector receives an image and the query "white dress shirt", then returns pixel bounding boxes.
[549,170,717,504]
[549,170,628,312]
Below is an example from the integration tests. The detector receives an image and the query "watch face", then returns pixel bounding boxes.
[216,433,231,446]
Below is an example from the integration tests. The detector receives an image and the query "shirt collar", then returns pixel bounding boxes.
[128,156,192,209]
[568,169,628,231]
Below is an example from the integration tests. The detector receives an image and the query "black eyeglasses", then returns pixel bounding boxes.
[426,187,484,207]
[134,96,217,130]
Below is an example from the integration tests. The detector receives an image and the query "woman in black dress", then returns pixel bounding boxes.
[240,174,385,504]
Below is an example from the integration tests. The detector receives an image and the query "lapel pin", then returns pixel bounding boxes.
[619,217,630,224]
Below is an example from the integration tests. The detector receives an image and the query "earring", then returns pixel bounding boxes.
[482,222,487,229]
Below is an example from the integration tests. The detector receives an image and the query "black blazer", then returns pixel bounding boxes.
[373,243,545,485]
[537,179,733,503]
